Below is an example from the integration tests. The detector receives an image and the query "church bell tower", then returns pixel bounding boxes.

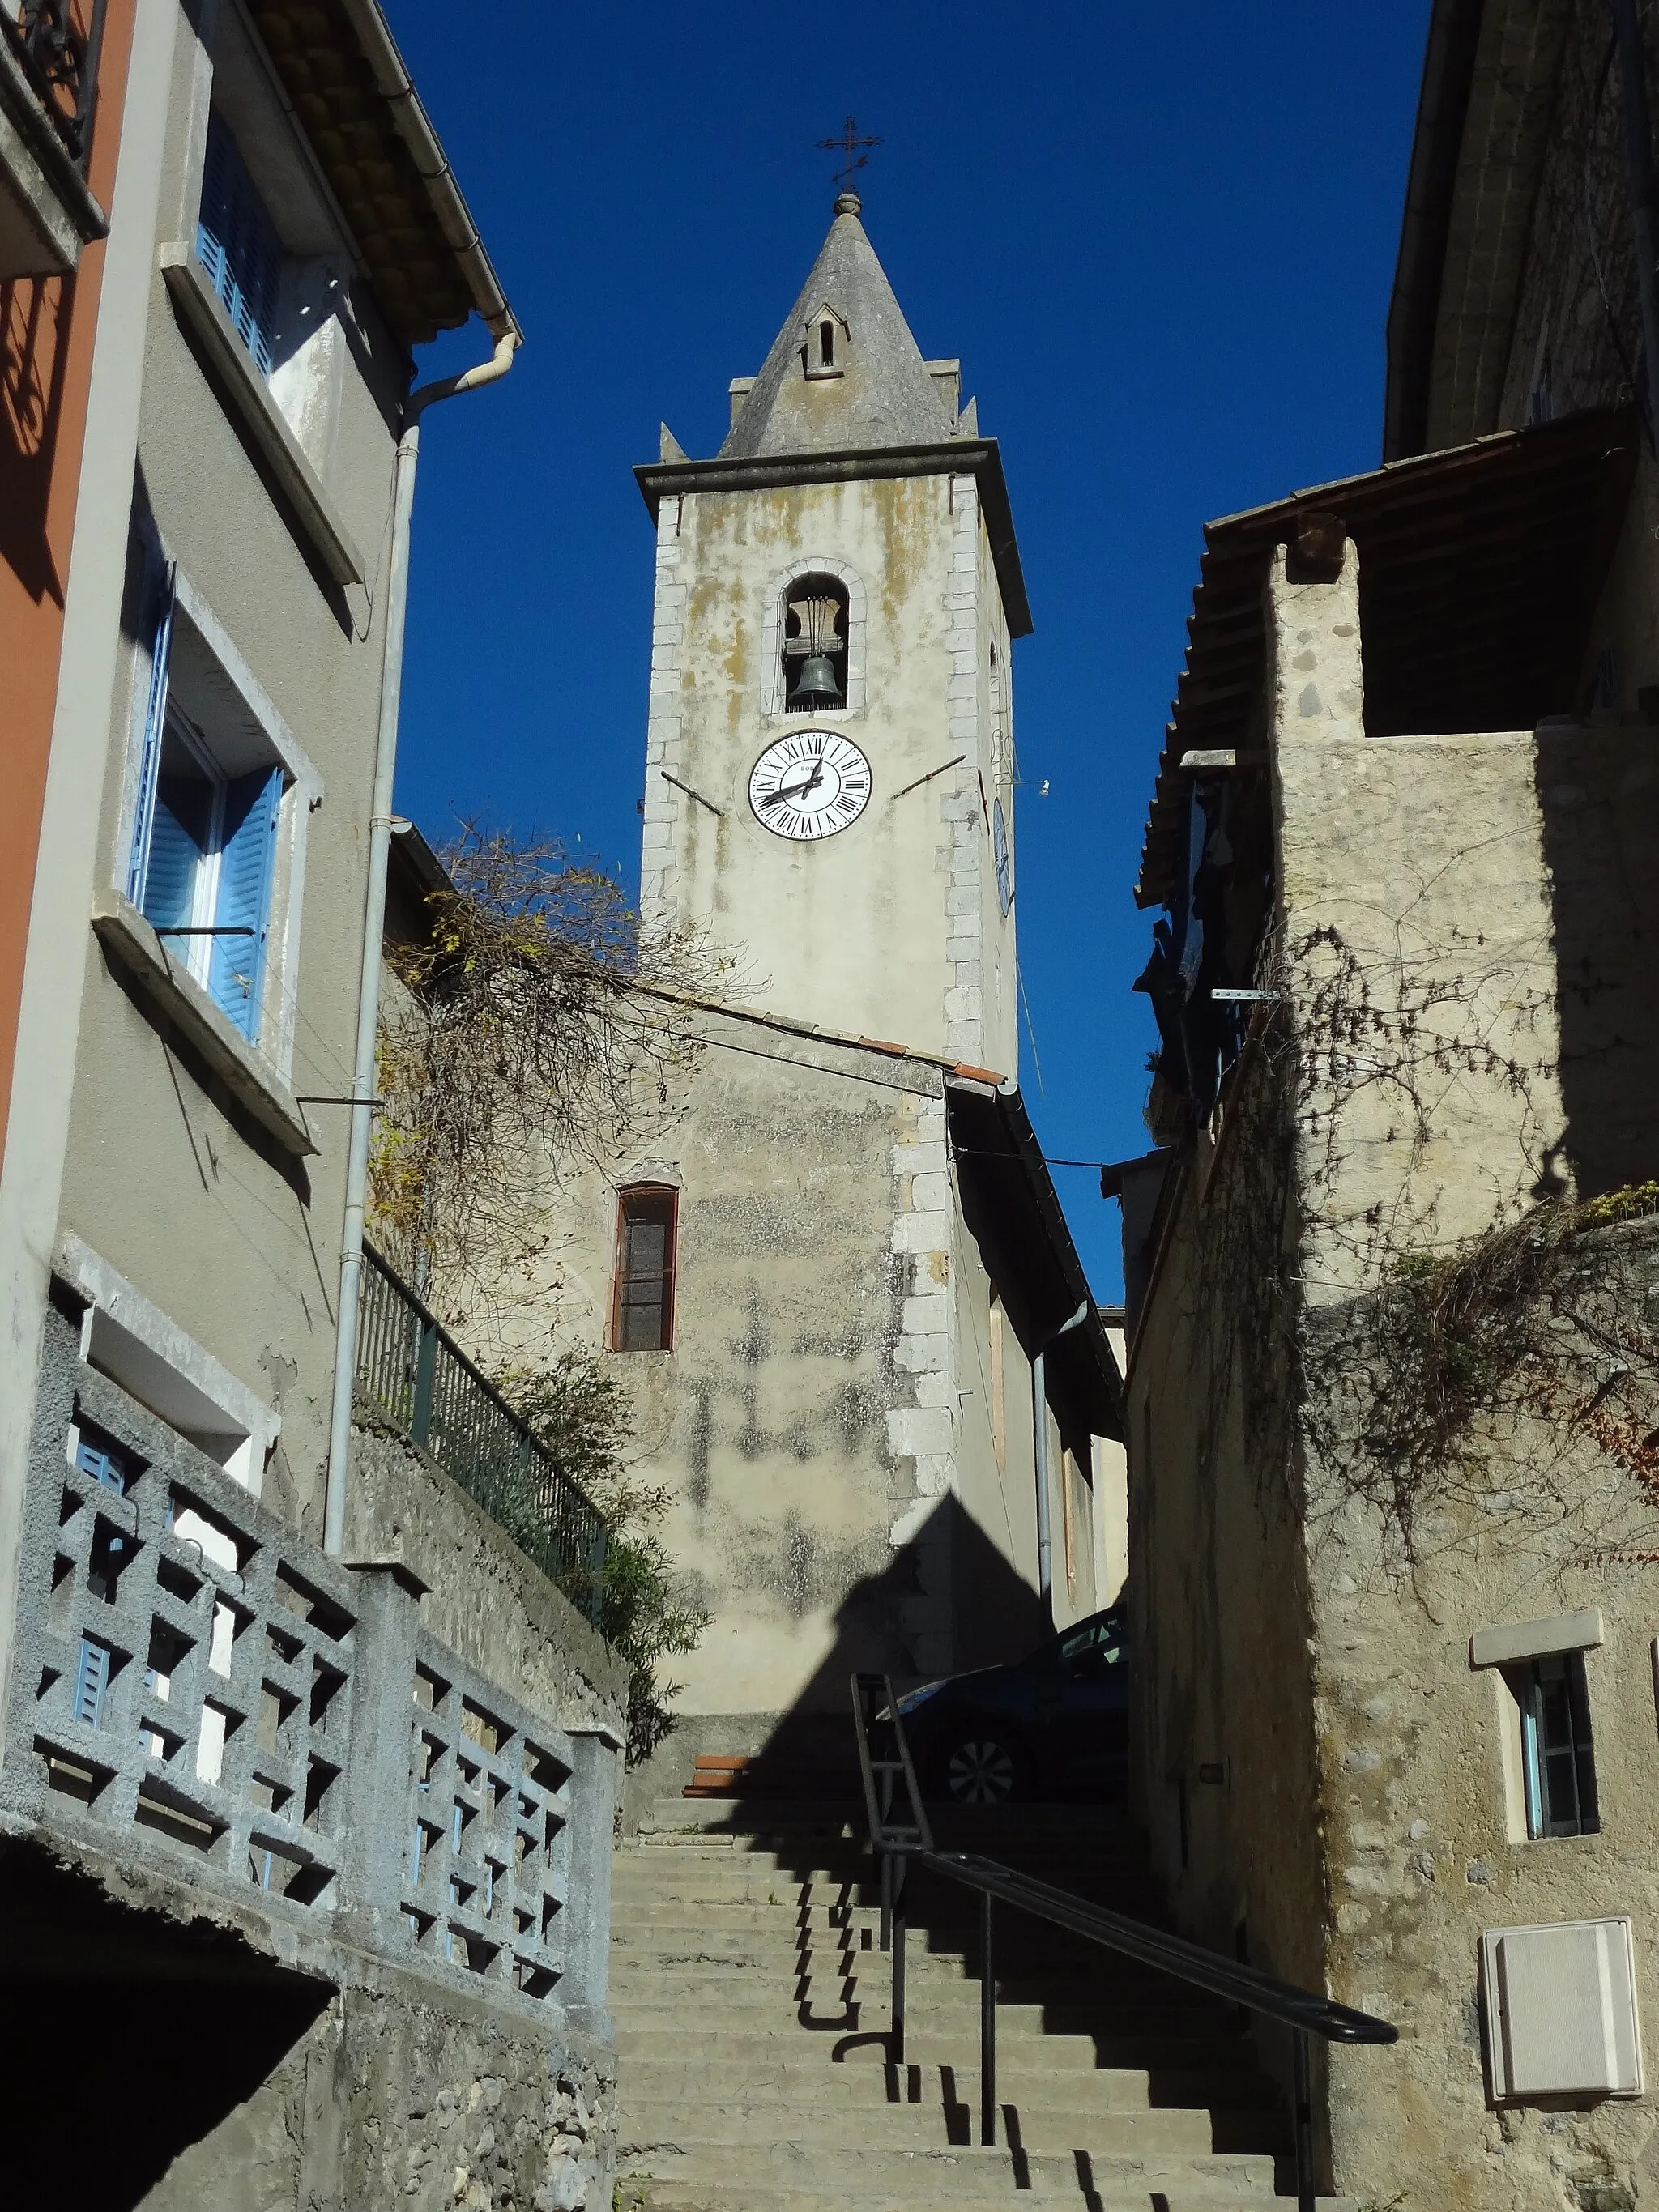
[633,190,1030,1076]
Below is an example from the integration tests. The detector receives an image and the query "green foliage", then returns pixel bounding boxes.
[494,1349,633,1498]
[369,825,720,1765]
[492,1348,711,1765]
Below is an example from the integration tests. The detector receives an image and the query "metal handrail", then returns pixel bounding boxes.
[356,1240,609,1625]
[850,1672,1396,2212]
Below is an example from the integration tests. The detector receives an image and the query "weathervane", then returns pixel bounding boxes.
[817,114,881,195]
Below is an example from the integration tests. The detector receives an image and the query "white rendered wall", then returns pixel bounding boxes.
[640,471,1018,1075]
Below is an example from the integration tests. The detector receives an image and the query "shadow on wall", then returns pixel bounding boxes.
[637,1493,1046,1811]
[1,275,78,606]
[1536,725,1659,1197]
[0,1843,332,2210]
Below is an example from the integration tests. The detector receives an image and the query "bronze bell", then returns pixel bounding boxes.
[787,653,842,706]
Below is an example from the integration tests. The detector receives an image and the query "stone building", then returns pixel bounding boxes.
[1116,2,1659,2206]
[438,193,1124,1804]
[0,6,626,2204]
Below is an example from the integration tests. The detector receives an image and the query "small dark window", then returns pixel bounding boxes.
[612,1187,677,1352]
[781,573,849,711]
[1508,1652,1599,1838]
[819,319,835,367]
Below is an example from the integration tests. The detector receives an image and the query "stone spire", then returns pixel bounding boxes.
[719,194,957,459]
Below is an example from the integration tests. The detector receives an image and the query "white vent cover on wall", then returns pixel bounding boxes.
[1481,1918,1644,2101]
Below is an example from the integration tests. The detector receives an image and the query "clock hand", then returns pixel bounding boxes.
[761,762,827,808]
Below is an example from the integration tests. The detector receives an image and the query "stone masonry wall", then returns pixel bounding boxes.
[1,1300,625,2209]
[144,1973,614,2212]
[1305,1221,1659,2212]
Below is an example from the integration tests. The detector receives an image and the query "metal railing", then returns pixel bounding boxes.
[357,1241,608,1625]
[851,1673,1397,2212]
[2,0,108,173]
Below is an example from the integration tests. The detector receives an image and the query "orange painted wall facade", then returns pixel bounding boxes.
[0,0,138,1154]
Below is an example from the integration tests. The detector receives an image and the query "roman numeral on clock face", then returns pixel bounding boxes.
[748,731,874,839]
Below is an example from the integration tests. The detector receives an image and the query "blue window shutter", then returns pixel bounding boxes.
[75,1637,112,1729]
[126,564,177,906]
[210,766,281,1038]
[75,1438,128,1494]
[196,113,281,377]
[141,754,215,934]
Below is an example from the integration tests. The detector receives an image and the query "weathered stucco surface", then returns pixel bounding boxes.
[347,1415,629,1739]
[1304,1226,1659,2211]
[639,470,1017,1076]
[487,1013,1066,1721]
[49,0,412,1545]
[1132,535,1659,2207]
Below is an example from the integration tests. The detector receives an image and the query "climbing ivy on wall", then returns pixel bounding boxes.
[1178,914,1659,1576]
[369,825,727,1758]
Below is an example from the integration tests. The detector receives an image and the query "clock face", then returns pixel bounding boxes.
[748,731,872,840]
[992,797,1013,914]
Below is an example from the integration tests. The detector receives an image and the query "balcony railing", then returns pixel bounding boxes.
[356,1241,608,1625]
[3,0,108,174]
[6,1356,608,2019]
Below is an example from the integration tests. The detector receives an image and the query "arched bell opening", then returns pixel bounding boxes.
[782,573,850,711]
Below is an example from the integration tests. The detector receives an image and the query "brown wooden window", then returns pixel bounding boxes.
[612,1186,677,1352]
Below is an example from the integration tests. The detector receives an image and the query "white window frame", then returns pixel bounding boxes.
[58,1234,279,1494]
[173,0,364,470]
[142,698,230,995]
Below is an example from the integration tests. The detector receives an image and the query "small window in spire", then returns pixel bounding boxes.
[782,575,849,710]
[804,303,847,381]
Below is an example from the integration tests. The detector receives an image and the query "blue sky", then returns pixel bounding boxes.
[388,1,1432,1299]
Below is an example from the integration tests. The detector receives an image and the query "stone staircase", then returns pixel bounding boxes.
[609,1801,1356,2211]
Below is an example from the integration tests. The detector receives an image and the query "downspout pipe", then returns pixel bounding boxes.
[322,326,518,1557]
[1032,1299,1090,1627]
[1612,0,1659,450]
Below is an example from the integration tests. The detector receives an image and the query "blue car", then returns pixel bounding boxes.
[896,1605,1130,1805]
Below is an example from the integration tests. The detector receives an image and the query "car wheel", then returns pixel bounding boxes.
[944,1733,1018,1805]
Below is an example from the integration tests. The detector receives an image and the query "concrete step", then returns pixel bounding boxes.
[619,2096,1227,2155]
[612,1899,881,1925]
[620,1833,1153,1869]
[613,2139,1281,2201]
[607,1944,1224,2001]
[610,2000,1247,2049]
[609,1977,1243,2026]
[619,2189,1354,2212]
[614,2024,1261,2074]
[610,1870,1170,1917]
[633,1801,1143,1839]
[617,2056,1280,2116]
[611,1868,881,1903]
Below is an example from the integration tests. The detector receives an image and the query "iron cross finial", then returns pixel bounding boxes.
[816,115,882,194]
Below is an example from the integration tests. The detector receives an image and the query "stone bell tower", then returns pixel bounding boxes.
[633,190,1030,1077]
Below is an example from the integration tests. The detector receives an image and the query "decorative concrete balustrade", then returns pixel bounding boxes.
[2,1323,616,2032]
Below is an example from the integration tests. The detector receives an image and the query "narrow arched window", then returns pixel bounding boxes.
[612,1186,677,1352]
[804,303,846,381]
[781,573,849,711]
